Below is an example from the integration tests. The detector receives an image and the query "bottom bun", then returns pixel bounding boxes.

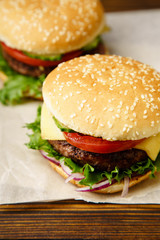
[49,162,152,194]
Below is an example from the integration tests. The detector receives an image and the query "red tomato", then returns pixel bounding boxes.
[63,132,144,154]
[1,42,83,67]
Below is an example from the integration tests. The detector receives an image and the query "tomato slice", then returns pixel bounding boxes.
[1,42,83,67]
[63,132,144,154]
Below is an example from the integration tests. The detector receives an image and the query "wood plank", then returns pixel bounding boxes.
[101,0,160,12]
[0,201,160,239]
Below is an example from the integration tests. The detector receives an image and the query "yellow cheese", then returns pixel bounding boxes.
[135,133,160,160]
[41,103,65,140]
[41,103,160,160]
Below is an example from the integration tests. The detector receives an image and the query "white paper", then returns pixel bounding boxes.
[0,9,160,204]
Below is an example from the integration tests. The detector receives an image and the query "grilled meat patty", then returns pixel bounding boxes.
[2,49,54,77]
[2,41,106,77]
[49,140,148,172]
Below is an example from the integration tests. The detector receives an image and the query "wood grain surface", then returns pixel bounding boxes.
[1,200,160,239]
[1,1,160,240]
[101,0,160,12]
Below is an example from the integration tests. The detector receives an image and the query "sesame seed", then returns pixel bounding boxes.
[144,110,147,114]
[107,121,113,129]
[90,119,94,124]
[108,107,114,112]
[130,106,135,111]
[151,121,155,127]
[70,113,76,118]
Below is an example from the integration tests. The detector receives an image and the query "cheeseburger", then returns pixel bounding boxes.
[0,0,106,104]
[26,54,160,195]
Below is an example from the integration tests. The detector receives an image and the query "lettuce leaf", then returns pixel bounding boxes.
[82,36,101,51]
[25,106,159,187]
[23,51,62,61]
[52,116,75,132]
[0,47,45,105]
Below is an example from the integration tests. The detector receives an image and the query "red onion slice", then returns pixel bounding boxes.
[60,161,84,182]
[65,173,84,183]
[40,150,60,166]
[40,151,125,194]
[121,177,130,197]
[76,179,113,192]
[60,160,72,175]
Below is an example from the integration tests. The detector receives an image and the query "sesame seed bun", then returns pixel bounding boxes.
[0,0,104,55]
[43,54,160,141]
[49,161,153,194]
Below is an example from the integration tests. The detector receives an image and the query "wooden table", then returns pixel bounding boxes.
[101,0,160,12]
[1,1,160,239]
[1,200,160,239]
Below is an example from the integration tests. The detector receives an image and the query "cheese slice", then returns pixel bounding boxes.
[41,103,160,160]
[41,103,65,140]
[134,133,160,160]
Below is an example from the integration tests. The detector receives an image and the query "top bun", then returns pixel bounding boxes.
[43,54,160,141]
[0,0,104,55]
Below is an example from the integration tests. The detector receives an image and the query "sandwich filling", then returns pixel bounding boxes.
[26,106,160,191]
[0,36,105,104]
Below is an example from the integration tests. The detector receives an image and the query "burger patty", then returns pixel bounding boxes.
[49,140,148,172]
[2,49,54,77]
[2,41,106,77]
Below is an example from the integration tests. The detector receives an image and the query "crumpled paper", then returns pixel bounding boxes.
[0,9,160,204]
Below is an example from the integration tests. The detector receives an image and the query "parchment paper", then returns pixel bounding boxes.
[0,9,160,204]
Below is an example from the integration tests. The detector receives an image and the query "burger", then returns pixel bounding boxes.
[0,0,107,105]
[26,54,160,195]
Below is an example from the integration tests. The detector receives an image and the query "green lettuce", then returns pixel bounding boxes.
[0,47,44,105]
[52,116,75,133]
[23,51,62,61]
[25,106,160,188]
[82,36,101,51]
